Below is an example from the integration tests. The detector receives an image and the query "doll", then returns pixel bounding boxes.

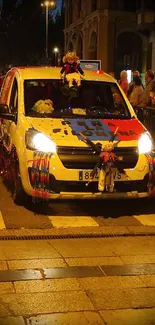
[80,128,126,192]
[32,99,54,114]
[60,51,84,88]
[97,142,123,192]
[83,140,123,192]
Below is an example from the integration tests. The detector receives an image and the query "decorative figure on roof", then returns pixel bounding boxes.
[60,51,84,88]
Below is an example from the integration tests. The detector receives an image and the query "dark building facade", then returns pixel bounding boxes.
[64,0,155,77]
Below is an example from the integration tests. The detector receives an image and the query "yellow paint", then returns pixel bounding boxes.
[0,211,6,229]
[1,66,149,200]
[134,214,155,226]
[49,216,99,228]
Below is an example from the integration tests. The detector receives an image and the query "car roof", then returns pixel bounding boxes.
[10,66,115,83]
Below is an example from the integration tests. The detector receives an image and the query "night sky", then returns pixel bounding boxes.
[0,0,62,12]
[53,0,63,16]
[56,0,62,12]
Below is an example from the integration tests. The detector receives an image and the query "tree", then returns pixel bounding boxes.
[0,0,65,66]
[49,0,65,64]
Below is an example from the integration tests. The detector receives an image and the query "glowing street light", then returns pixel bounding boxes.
[53,47,59,65]
[41,1,56,60]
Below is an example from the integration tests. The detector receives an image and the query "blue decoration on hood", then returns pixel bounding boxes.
[65,118,119,141]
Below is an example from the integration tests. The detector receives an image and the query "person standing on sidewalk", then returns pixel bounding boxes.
[134,70,154,122]
[137,70,154,108]
[127,70,142,97]
[149,81,155,108]
[128,75,144,107]
[118,70,129,96]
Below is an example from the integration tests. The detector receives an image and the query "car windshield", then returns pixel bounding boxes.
[24,79,131,119]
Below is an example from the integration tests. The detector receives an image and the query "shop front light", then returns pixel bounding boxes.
[25,129,56,153]
[138,132,153,154]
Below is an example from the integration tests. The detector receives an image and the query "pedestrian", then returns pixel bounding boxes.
[118,70,129,96]
[127,70,142,97]
[135,69,155,122]
[149,81,155,108]
[137,70,154,108]
[128,75,144,107]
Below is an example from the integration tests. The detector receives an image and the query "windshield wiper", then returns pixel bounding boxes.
[87,105,108,112]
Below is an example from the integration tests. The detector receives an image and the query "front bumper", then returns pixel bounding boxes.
[41,191,148,200]
[26,167,149,199]
[21,148,150,199]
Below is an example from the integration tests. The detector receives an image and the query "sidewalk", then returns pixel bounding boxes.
[1,225,155,324]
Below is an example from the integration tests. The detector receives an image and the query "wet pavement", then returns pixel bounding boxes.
[0,180,155,323]
[0,232,155,323]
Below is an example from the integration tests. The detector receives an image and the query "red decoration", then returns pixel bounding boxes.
[146,153,155,197]
[29,151,52,203]
[91,70,104,75]
[103,119,145,141]
[96,70,104,75]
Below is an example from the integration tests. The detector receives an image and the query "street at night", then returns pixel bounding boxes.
[1,0,155,323]
[0,176,155,230]
[0,177,155,324]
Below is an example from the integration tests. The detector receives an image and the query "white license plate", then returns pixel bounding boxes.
[78,170,122,181]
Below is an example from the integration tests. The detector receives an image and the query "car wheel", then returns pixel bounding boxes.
[12,173,28,206]
[11,152,29,206]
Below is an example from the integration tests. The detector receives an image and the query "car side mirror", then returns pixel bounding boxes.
[0,104,16,121]
[0,103,9,113]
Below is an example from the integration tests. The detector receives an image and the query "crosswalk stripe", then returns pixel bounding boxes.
[48,216,99,228]
[133,214,155,226]
[0,211,6,229]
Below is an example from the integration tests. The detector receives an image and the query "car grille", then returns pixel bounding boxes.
[57,146,138,169]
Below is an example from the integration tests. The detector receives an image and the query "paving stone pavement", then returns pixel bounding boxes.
[0,233,155,324]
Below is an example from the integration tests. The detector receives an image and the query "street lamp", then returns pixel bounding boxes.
[53,47,59,65]
[41,1,56,60]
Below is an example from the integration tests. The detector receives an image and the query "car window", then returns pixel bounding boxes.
[9,78,18,116]
[24,79,131,119]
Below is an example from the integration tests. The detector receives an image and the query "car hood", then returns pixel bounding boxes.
[26,117,145,147]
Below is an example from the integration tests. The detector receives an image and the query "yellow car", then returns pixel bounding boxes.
[0,66,153,204]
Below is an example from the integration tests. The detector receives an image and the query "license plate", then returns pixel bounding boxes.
[79,171,99,181]
[78,170,122,181]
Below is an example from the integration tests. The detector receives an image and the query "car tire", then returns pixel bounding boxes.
[12,174,29,206]
[11,151,29,206]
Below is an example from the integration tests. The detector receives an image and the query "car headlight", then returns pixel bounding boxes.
[25,129,56,153]
[138,132,153,154]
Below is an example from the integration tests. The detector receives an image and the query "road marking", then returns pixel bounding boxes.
[134,214,155,226]
[48,216,99,228]
[0,211,6,229]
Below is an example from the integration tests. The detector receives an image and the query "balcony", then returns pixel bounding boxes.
[137,11,155,32]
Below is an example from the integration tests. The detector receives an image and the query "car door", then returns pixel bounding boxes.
[2,77,18,152]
